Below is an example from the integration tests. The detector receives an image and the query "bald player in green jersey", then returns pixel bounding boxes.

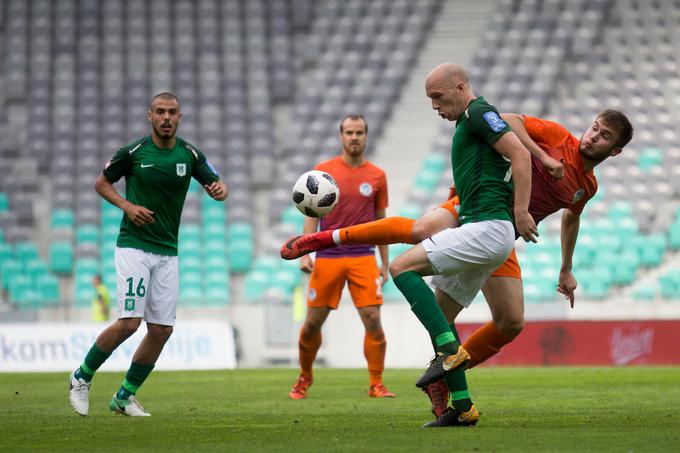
[69,92,228,417]
[389,64,535,428]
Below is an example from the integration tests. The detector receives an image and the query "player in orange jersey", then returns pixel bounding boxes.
[288,114,395,400]
[283,110,633,414]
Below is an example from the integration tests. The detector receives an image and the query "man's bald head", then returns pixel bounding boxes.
[425,63,469,89]
[425,64,475,122]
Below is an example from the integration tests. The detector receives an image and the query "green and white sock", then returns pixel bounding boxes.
[75,343,112,382]
[116,362,155,400]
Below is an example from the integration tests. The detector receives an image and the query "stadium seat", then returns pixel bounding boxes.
[244,269,269,301]
[14,241,39,263]
[228,240,253,273]
[659,271,680,300]
[0,192,8,212]
[50,208,75,229]
[75,224,99,245]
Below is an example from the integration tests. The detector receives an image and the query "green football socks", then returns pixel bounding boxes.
[444,323,472,412]
[393,271,460,354]
[75,343,112,382]
[116,362,155,400]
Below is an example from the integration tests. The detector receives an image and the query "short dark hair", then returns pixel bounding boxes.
[597,109,633,148]
[339,114,368,134]
[150,92,180,109]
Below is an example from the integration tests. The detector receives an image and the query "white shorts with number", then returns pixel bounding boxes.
[424,220,514,308]
[115,247,179,326]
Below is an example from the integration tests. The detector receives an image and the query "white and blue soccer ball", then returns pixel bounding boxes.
[292,170,340,217]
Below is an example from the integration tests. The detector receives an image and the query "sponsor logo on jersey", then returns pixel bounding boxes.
[359,182,373,197]
[483,111,508,132]
[572,189,585,203]
[308,288,316,301]
[176,163,186,176]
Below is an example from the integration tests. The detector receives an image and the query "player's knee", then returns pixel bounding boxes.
[411,221,432,242]
[117,318,142,337]
[388,259,406,278]
[149,325,174,342]
[497,316,524,339]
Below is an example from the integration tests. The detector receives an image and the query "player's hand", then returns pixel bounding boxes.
[514,209,538,243]
[124,203,155,227]
[447,185,457,200]
[300,255,314,274]
[541,155,565,180]
[379,264,389,286]
[557,269,577,308]
[205,181,228,201]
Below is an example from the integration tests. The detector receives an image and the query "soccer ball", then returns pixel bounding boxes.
[292,170,340,217]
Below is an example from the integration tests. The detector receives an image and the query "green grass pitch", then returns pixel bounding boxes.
[2,367,679,452]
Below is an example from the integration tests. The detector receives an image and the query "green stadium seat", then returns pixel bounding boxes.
[204,285,230,305]
[50,208,75,229]
[36,273,60,304]
[179,254,202,272]
[26,258,49,280]
[414,168,441,192]
[668,221,680,250]
[639,234,667,267]
[1,259,22,290]
[228,240,253,273]
[203,200,227,221]
[204,237,227,255]
[204,269,229,288]
[188,178,202,193]
[0,242,13,264]
[270,269,300,296]
[76,225,99,245]
[422,153,446,173]
[0,192,8,211]
[253,255,280,275]
[179,223,202,242]
[638,147,663,170]
[228,222,253,242]
[244,270,269,301]
[75,257,99,275]
[204,253,228,271]
[659,272,680,299]
[281,206,304,230]
[0,229,4,243]
[180,270,203,286]
[15,242,39,264]
[74,278,95,306]
[180,282,203,304]
[580,268,612,299]
[179,237,201,255]
[203,220,227,238]
[633,284,657,301]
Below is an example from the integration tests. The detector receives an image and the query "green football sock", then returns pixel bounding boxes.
[443,323,472,411]
[393,271,459,354]
[116,362,155,400]
[75,343,112,382]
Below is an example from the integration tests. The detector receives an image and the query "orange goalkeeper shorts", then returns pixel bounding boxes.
[307,255,383,309]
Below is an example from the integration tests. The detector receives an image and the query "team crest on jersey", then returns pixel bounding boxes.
[359,182,373,197]
[176,163,186,176]
[483,111,508,132]
[572,189,585,203]
[308,288,317,301]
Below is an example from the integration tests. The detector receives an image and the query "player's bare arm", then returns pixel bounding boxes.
[95,172,154,227]
[299,216,320,273]
[558,208,580,308]
[492,132,537,243]
[501,113,564,179]
[204,180,229,201]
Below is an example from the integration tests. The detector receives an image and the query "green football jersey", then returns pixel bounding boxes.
[451,97,514,225]
[103,136,220,256]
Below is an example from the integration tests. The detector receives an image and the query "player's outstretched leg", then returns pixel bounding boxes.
[421,405,480,428]
[109,394,151,416]
[281,231,335,260]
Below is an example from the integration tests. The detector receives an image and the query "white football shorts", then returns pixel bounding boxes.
[115,247,179,326]
[423,219,514,308]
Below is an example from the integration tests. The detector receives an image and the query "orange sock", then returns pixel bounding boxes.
[364,329,386,386]
[463,321,513,369]
[337,217,416,246]
[298,327,322,378]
